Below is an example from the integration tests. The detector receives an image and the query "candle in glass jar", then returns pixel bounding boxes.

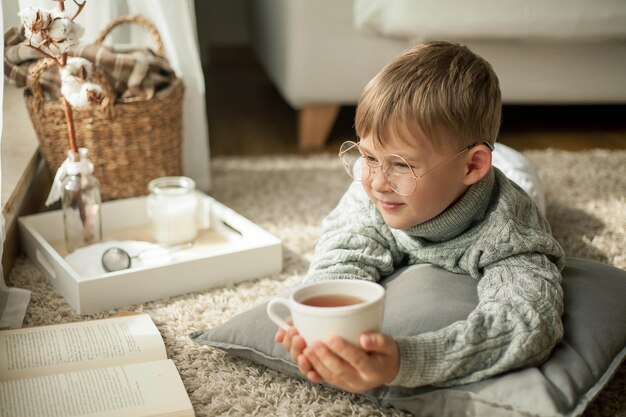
[147,177,198,245]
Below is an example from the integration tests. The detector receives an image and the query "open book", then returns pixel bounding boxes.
[0,313,194,417]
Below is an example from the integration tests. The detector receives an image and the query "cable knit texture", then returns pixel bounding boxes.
[304,167,565,388]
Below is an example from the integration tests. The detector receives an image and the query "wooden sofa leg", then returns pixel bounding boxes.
[298,105,341,150]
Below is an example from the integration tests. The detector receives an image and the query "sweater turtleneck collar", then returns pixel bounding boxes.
[402,168,496,242]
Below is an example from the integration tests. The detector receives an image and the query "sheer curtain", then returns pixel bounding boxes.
[15,0,212,191]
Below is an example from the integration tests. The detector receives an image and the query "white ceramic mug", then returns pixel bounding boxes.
[266,279,385,346]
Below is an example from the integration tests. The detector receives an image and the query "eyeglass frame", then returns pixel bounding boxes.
[338,140,495,196]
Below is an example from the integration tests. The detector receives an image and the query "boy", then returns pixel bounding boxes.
[275,41,565,393]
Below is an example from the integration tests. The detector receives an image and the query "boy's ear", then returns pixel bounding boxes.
[463,144,493,185]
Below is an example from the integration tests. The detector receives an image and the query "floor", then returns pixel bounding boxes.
[205,47,626,157]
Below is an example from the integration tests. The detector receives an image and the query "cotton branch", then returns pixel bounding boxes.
[25,43,62,64]
[70,0,87,21]
[55,0,86,21]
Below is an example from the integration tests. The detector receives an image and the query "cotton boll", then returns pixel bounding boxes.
[69,20,85,42]
[18,7,84,55]
[61,81,84,108]
[62,81,104,109]
[83,83,105,105]
[18,7,39,26]
[18,7,52,42]
[26,31,46,48]
[60,73,82,92]
[47,17,84,54]
[48,17,72,41]
[60,58,103,108]
[62,89,91,109]
[63,57,93,81]
[18,7,52,33]
[60,68,81,88]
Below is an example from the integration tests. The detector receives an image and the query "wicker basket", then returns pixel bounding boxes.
[24,15,184,201]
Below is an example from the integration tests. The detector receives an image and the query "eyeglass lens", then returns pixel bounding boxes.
[339,142,417,195]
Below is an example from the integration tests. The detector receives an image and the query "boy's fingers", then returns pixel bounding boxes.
[293,335,306,351]
[275,329,286,343]
[297,353,312,374]
[290,335,306,362]
[328,336,369,370]
[306,370,323,383]
[282,333,292,350]
[287,326,298,337]
[360,333,396,354]
[304,345,333,381]
[282,325,299,350]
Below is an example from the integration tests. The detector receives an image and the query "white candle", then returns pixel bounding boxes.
[147,177,198,245]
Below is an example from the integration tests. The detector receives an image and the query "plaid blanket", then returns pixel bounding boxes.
[4,26,178,102]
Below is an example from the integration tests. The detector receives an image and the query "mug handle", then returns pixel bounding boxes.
[266,298,292,331]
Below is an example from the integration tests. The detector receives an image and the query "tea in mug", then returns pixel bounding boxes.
[300,294,364,307]
[266,279,385,345]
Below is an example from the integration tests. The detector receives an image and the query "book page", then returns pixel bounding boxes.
[0,314,166,381]
[0,359,194,417]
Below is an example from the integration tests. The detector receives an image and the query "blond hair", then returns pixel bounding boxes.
[355,41,501,150]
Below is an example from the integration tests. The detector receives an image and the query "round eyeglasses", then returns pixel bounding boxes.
[338,140,494,196]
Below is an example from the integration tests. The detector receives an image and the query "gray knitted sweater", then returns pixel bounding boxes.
[304,167,565,388]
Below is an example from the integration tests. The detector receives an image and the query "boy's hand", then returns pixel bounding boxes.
[274,318,307,363]
[298,332,399,393]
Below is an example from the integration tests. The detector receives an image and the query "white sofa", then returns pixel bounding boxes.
[250,0,626,149]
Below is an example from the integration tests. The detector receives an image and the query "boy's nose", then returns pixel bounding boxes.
[369,167,392,193]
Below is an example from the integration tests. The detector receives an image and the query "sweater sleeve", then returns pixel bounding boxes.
[390,220,565,388]
[303,182,404,284]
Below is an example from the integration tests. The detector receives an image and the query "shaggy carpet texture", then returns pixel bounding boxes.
[8,149,626,416]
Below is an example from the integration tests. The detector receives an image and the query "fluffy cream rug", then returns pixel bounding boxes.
[8,149,626,416]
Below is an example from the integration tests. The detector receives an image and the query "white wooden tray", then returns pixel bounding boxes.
[18,195,282,314]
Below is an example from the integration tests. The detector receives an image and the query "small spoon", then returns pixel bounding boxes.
[101,242,193,273]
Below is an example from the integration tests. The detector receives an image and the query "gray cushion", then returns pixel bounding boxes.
[190,258,626,417]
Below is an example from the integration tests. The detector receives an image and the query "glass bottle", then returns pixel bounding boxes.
[62,148,103,253]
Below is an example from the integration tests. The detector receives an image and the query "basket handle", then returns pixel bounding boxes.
[95,15,165,57]
[29,57,115,118]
